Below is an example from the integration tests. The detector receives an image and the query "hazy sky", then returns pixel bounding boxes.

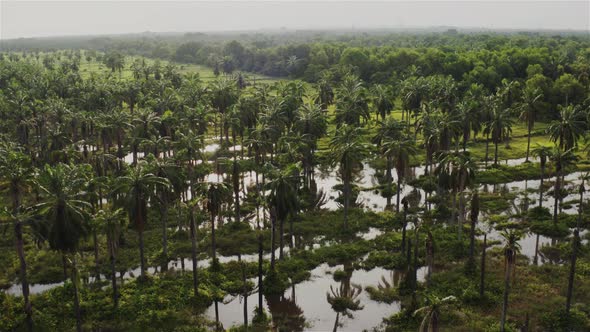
[1,0,588,39]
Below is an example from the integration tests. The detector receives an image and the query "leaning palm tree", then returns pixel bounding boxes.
[518,88,543,162]
[0,148,34,330]
[112,161,170,278]
[499,229,522,332]
[329,125,368,229]
[414,294,457,332]
[34,163,92,332]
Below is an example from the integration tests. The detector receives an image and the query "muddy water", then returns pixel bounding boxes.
[5,153,587,330]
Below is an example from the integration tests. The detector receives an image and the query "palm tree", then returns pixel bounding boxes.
[549,147,578,224]
[95,207,126,306]
[371,84,395,121]
[0,148,33,330]
[206,182,230,266]
[334,75,370,127]
[532,145,552,209]
[381,135,417,212]
[414,294,457,332]
[329,125,368,229]
[34,163,91,332]
[268,165,299,260]
[485,104,514,165]
[565,174,587,316]
[113,161,170,278]
[518,88,543,162]
[499,229,522,332]
[373,117,405,208]
[467,190,480,271]
[548,104,586,151]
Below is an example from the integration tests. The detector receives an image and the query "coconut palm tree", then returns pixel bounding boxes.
[95,207,126,306]
[414,294,457,332]
[532,145,552,208]
[371,84,395,121]
[485,104,514,166]
[0,147,34,330]
[34,163,92,332]
[206,182,230,266]
[499,229,522,332]
[268,165,300,260]
[112,161,170,278]
[329,125,368,229]
[334,75,370,127]
[382,135,417,212]
[373,117,405,208]
[548,104,587,151]
[518,88,543,162]
[549,147,578,224]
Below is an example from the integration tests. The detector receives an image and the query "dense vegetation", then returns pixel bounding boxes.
[1,31,590,332]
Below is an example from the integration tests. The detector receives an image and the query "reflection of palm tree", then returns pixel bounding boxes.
[326,263,363,332]
[414,294,457,332]
[266,292,306,332]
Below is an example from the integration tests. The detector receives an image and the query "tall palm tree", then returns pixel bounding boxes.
[549,147,578,224]
[548,104,586,151]
[268,165,299,260]
[414,294,457,332]
[35,163,91,332]
[485,104,514,165]
[532,145,552,209]
[113,161,170,278]
[381,135,417,212]
[334,75,370,127]
[0,148,34,330]
[499,229,522,332]
[206,182,230,266]
[518,88,543,162]
[371,84,395,121]
[373,117,405,208]
[329,125,368,229]
[96,207,126,306]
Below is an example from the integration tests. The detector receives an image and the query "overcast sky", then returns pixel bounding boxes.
[1,0,588,39]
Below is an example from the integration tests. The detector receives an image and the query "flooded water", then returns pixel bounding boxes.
[4,152,587,330]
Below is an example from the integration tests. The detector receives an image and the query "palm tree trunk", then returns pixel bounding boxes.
[343,175,350,229]
[469,214,476,268]
[161,204,169,270]
[257,233,264,316]
[15,221,33,331]
[190,208,199,298]
[565,231,579,314]
[484,133,490,167]
[553,170,561,225]
[93,230,100,280]
[138,230,146,278]
[72,255,82,332]
[110,249,118,307]
[494,141,499,165]
[533,233,540,265]
[279,217,284,260]
[211,214,217,264]
[525,126,532,162]
[386,156,392,208]
[500,261,511,332]
[240,254,248,329]
[539,164,545,208]
[480,234,487,297]
[270,209,276,270]
[396,173,402,213]
[332,312,340,332]
[62,254,68,280]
